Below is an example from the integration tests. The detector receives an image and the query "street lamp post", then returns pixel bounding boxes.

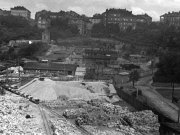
[178,109,180,123]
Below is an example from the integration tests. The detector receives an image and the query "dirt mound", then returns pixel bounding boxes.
[19,79,117,101]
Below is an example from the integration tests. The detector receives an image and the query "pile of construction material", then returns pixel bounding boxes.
[88,99,129,115]
[19,79,119,102]
[50,117,83,135]
[63,99,159,135]
[63,108,86,119]
[121,110,159,135]
[82,125,142,135]
[0,94,44,134]
[42,99,88,109]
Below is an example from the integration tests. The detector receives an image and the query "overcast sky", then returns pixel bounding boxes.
[1,0,180,21]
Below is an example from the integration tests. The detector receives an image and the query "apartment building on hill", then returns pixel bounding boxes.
[103,8,152,30]
[160,11,180,27]
[10,6,31,20]
[35,10,89,35]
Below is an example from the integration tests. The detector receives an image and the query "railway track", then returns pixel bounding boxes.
[42,105,93,135]
[38,105,53,135]
[2,85,92,135]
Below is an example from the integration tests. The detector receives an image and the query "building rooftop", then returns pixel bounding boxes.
[161,11,180,17]
[24,62,77,71]
[84,50,118,60]
[136,14,152,19]
[11,6,30,13]
[84,49,118,54]
[105,8,133,16]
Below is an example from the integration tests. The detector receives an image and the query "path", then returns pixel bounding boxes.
[38,105,53,135]
[136,75,180,122]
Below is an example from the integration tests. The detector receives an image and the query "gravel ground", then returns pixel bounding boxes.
[19,78,119,101]
[0,92,45,134]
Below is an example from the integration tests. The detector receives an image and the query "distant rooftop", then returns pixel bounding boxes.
[136,13,152,18]
[105,8,133,16]
[161,11,180,17]
[11,6,30,12]
[24,62,77,71]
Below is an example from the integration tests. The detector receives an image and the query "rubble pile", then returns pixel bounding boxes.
[50,117,83,135]
[42,99,87,109]
[82,125,142,135]
[63,99,159,135]
[63,108,86,119]
[0,94,44,134]
[120,110,160,135]
[88,99,129,115]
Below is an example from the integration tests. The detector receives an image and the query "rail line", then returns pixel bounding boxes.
[42,105,93,135]
[38,105,53,135]
[2,85,92,135]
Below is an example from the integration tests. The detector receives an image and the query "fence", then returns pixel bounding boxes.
[114,85,180,135]
[115,87,150,111]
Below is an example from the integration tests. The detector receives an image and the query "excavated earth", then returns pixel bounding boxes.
[1,79,160,135]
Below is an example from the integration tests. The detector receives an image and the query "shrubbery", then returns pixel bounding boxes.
[0,16,41,44]
[18,42,50,58]
[50,18,79,39]
[154,52,180,83]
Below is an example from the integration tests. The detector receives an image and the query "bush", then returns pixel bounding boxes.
[18,42,49,58]
[0,16,41,44]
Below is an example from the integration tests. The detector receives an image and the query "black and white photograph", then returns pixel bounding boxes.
[0,0,180,134]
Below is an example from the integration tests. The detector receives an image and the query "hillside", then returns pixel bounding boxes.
[0,16,41,44]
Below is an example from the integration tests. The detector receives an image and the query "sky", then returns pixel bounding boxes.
[0,0,180,21]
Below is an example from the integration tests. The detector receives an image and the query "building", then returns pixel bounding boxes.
[75,67,86,80]
[89,14,103,24]
[89,17,102,25]
[0,9,11,16]
[35,10,48,21]
[35,10,80,21]
[35,10,88,35]
[23,62,77,76]
[42,29,50,43]
[69,18,87,35]
[37,15,51,29]
[83,49,118,67]
[0,9,3,16]
[136,14,152,24]
[103,8,152,30]
[160,11,180,27]
[10,6,31,19]
[103,8,136,30]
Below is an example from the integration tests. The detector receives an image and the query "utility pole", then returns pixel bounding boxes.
[172,81,175,103]
[178,109,180,123]
[6,66,8,85]
[151,58,154,75]
[18,57,21,82]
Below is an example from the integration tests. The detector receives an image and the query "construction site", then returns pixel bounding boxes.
[0,38,180,135]
[1,78,160,135]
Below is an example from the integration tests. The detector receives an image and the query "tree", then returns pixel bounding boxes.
[0,16,41,43]
[107,23,120,34]
[50,18,79,39]
[154,52,180,102]
[18,42,49,58]
[91,22,106,37]
[129,70,140,87]
[84,69,95,80]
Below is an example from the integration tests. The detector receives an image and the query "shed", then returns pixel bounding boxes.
[23,62,77,76]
